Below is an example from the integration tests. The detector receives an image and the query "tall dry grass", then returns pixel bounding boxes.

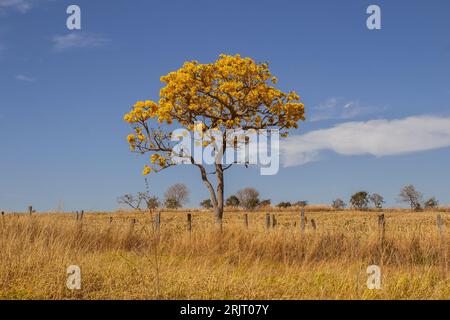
[0,210,448,299]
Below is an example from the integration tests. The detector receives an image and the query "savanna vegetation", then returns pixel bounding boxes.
[0,209,448,299]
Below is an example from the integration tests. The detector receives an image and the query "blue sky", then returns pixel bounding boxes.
[1,0,450,211]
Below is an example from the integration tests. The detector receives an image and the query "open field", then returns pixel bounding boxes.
[0,210,449,299]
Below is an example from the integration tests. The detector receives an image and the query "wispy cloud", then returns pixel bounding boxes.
[309,97,383,122]
[52,33,109,52]
[15,74,35,82]
[281,115,450,166]
[0,0,32,13]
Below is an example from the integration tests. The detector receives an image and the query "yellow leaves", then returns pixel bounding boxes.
[134,54,304,130]
[218,81,243,93]
[134,101,145,108]
[195,122,207,132]
[127,134,137,151]
[158,157,166,167]
[150,154,160,164]
[225,119,235,127]
[145,100,158,112]
[188,103,198,110]
[124,99,160,124]
[145,154,168,173]
[125,54,306,166]
[287,91,300,101]
[142,165,151,175]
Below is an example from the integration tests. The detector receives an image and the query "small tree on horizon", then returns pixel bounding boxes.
[164,183,189,209]
[138,192,160,210]
[332,199,346,210]
[236,187,260,210]
[117,194,141,210]
[200,199,213,209]
[225,195,240,207]
[258,199,272,208]
[277,201,292,208]
[165,198,181,209]
[350,191,370,210]
[294,200,308,207]
[424,197,439,210]
[399,185,423,211]
[369,193,385,209]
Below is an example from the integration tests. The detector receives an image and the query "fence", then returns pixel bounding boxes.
[0,207,447,248]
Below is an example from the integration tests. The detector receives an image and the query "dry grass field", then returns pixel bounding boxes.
[0,209,449,299]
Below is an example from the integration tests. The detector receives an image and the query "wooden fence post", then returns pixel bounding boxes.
[300,208,305,233]
[272,214,277,228]
[109,216,113,224]
[436,214,447,273]
[187,213,192,232]
[436,214,444,239]
[76,211,84,235]
[28,205,33,216]
[265,213,271,230]
[378,214,385,246]
[155,212,161,232]
[311,218,317,232]
[244,214,249,229]
[80,210,84,220]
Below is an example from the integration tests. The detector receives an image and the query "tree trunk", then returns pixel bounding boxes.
[195,162,223,226]
[215,164,224,226]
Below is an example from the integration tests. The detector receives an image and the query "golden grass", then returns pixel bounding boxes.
[0,210,448,299]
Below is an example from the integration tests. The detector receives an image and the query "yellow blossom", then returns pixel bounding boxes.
[142,165,151,175]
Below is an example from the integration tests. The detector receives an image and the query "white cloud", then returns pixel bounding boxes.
[52,33,109,52]
[15,74,35,82]
[281,115,450,166]
[310,97,383,122]
[0,0,32,13]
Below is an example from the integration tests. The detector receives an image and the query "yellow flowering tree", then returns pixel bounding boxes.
[124,54,305,225]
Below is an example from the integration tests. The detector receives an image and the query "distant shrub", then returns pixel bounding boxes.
[350,191,370,210]
[164,183,189,209]
[200,199,213,209]
[332,199,346,210]
[165,198,181,209]
[138,193,160,210]
[277,201,292,208]
[258,199,272,207]
[369,193,385,209]
[399,185,423,211]
[424,197,439,209]
[226,195,240,207]
[294,201,308,207]
[236,188,260,210]
[117,194,141,210]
